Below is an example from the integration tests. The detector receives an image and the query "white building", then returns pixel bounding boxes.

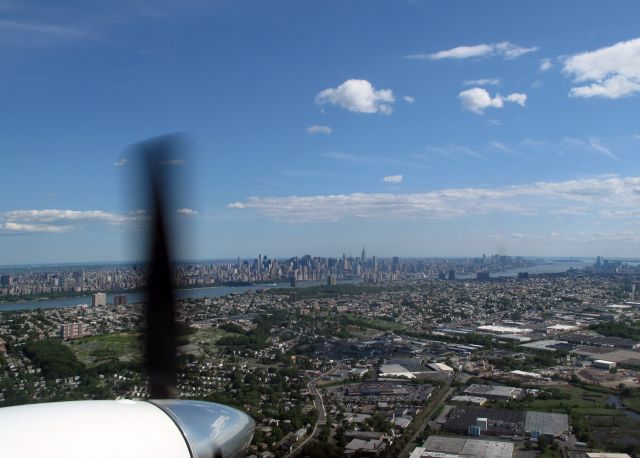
[92,292,107,307]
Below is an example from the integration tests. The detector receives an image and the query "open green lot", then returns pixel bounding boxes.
[180,327,230,356]
[66,333,141,366]
[343,313,406,332]
[518,384,640,452]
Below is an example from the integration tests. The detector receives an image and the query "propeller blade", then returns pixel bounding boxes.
[138,135,182,399]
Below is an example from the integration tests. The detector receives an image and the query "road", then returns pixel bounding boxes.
[289,364,341,456]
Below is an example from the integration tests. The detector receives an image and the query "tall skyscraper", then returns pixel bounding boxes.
[361,246,366,263]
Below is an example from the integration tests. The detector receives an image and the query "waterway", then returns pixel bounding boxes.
[606,395,640,422]
[0,278,362,312]
[0,260,588,312]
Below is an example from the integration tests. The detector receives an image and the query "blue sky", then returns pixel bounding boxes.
[2,0,640,264]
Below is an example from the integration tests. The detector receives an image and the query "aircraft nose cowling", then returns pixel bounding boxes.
[149,400,255,458]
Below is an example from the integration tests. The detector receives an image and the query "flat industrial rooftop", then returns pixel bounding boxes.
[419,435,514,458]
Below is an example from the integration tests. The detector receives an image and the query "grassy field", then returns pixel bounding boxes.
[343,313,406,332]
[181,327,229,356]
[66,332,141,366]
[522,384,640,451]
[525,384,617,413]
[622,395,640,413]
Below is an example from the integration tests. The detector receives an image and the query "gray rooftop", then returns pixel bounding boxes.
[524,411,569,435]
[422,436,514,458]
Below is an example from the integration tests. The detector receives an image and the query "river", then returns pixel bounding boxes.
[0,278,362,312]
[0,260,588,312]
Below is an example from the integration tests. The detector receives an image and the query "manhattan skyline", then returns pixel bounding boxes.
[2,1,640,264]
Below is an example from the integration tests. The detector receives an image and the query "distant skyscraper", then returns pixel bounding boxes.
[372,255,377,272]
[113,294,128,306]
[327,274,337,286]
[361,246,366,263]
[448,269,456,280]
[290,276,297,288]
[92,292,107,307]
[477,271,490,281]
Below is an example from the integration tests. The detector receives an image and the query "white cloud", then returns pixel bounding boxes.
[422,144,486,160]
[463,78,500,86]
[407,42,538,61]
[503,92,527,105]
[539,58,552,71]
[458,87,527,114]
[403,96,416,104]
[4,209,129,223]
[0,209,147,235]
[0,18,96,43]
[516,136,618,160]
[315,79,395,115]
[176,208,198,216]
[0,222,72,234]
[563,37,640,98]
[114,158,129,167]
[306,125,332,135]
[382,175,403,183]
[226,175,640,223]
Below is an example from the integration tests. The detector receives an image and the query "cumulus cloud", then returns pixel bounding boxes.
[306,125,332,135]
[315,79,395,114]
[382,175,403,183]
[407,42,537,61]
[403,96,416,104]
[176,208,198,216]
[563,37,640,98]
[539,58,552,72]
[458,87,527,114]
[463,78,500,86]
[226,175,640,223]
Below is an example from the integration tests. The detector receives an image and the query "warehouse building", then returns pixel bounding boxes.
[463,384,523,401]
[409,436,514,458]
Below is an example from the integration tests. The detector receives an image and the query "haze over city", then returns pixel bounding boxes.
[2,1,640,264]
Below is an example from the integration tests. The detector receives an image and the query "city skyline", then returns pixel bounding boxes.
[2,1,640,264]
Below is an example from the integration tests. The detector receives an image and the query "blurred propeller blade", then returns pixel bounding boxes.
[139,135,181,399]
